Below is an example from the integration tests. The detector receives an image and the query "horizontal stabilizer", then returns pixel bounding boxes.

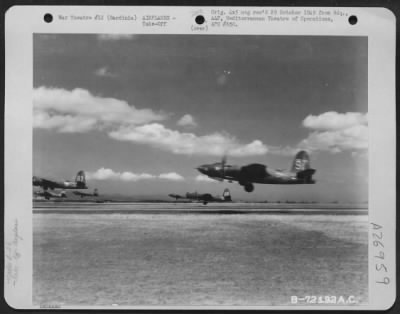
[296,168,316,183]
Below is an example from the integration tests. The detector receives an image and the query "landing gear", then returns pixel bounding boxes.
[244,183,254,193]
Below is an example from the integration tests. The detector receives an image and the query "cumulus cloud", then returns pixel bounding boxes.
[299,111,368,153]
[33,87,166,133]
[177,114,197,127]
[268,146,300,157]
[109,123,268,157]
[97,34,136,40]
[158,172,184,181]
[87,168,185,181]
[33,86,269,157]
[95,66,116,78]
[195,175,218,183]
[303,111,368,131]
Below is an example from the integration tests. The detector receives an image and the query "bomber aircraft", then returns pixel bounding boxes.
[168,193,185,201]
[73,188,99,198]
[34,190,67,200]
[169,188,232,205]
[196,150,316,192]
[33,170,88,190]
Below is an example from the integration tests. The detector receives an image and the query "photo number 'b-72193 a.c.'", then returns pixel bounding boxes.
[32,170,88,190]
[196,150,316,192]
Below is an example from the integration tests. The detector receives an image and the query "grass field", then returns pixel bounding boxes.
[33,204,368,306]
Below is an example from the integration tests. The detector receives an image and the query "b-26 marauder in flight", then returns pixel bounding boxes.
[169,188,232,205]
[196,150,316,192]
[73,188,99,198]
[33,170,88,190]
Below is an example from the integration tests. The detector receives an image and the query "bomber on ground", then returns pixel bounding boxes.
[33,170,88,190]
[196,150,316,192]
[169,188,232,205]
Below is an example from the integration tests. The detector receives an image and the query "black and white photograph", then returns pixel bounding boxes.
[31,33,369,306]
[4,6,396,310]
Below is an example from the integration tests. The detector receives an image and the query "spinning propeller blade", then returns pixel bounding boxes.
[220,155,227,179]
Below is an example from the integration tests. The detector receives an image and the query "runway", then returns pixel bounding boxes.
[33,203,368,306]
[33,202,367,215]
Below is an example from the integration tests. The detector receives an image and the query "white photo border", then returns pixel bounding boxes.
[4,6,396,310]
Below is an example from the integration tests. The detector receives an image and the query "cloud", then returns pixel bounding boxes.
[177,114,197,127]
[109,123,268,157]
[195,175,218,183]
[299,111,368,153]
[299,125,368,153]
[87,168,185,181]
[33,87,166,133]
[302,111,368,131]
[97,34,136,40]
[159,172,184,181]
[95,66,116,78]
[267,146,300,157]
[33,87,270,157]
[33,111,98,133]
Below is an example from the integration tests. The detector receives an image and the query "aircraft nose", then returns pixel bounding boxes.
[196,165,208,174]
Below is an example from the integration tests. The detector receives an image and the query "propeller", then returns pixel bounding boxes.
[220,154,227,180]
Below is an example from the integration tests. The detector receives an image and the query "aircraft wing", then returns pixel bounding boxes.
[40,178,61,188]
[168,194,184,199]
[209,176,224,182]
[239,164,269,181]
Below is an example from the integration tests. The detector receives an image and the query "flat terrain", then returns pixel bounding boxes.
[33,203,368,306]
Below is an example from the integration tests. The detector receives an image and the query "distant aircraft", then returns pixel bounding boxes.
[73,188,99,198]
[33,170,88,190]
[34,190,67,200]
[168,193,185,201]
[196,150,316,192]
[169,188,232,205]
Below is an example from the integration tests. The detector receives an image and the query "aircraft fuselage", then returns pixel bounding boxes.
[33,177,88,190]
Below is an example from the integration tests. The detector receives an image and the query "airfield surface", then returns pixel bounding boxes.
[33,202,368,307]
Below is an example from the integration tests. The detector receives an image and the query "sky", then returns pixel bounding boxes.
[33,34,368,202]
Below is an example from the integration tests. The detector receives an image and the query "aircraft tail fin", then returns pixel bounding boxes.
[75,170,86,188]
[291,151,311,173]
[222,188,232,201]
[291,151,316,183]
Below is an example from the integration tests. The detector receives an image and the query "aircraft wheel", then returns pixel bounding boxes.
[244,183,254,193]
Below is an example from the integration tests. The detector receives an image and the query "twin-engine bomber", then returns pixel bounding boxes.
[33,170,88,190]
[196,150,316,192]
[169,188,232,205]
[33,151,316,200]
